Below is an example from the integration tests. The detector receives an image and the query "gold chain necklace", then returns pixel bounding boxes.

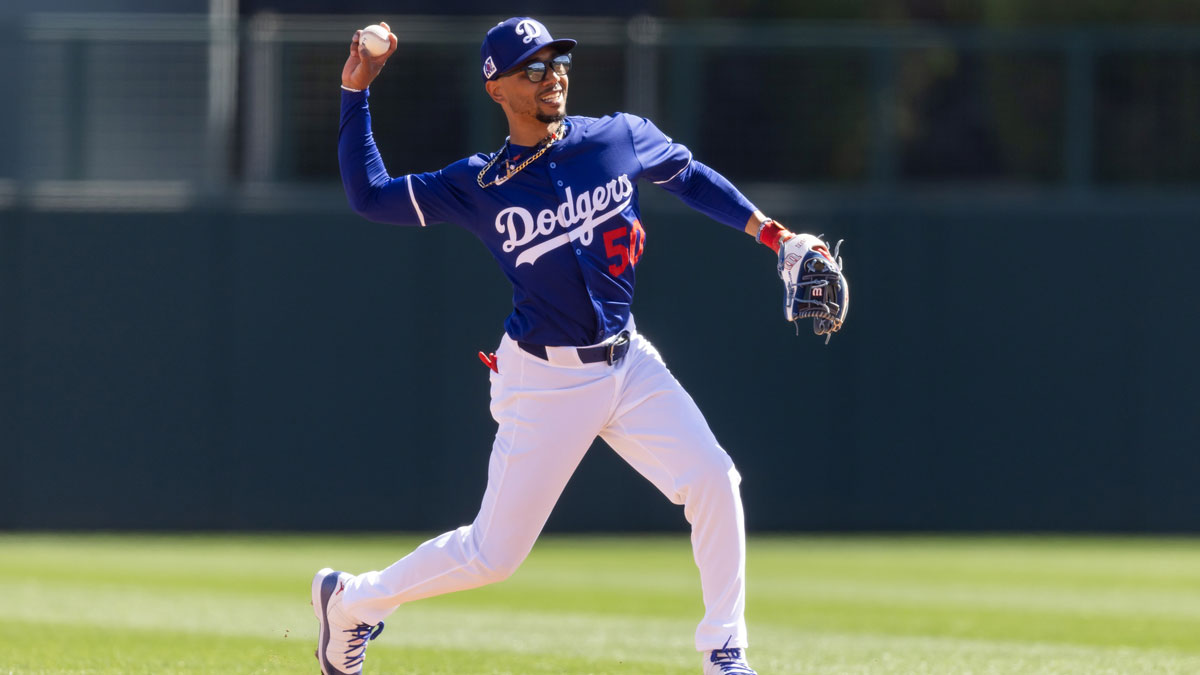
[476,122,566,189]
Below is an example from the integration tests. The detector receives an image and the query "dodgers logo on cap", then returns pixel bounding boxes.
[481,17,576,80]
[515,19,541,44]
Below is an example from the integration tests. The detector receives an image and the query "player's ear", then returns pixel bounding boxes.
[485,80,505,105]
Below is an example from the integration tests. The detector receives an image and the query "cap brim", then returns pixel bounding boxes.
[549,38,577,54]
[494,38,577,79]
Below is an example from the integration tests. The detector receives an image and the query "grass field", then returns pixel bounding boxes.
[1,534,1198,674]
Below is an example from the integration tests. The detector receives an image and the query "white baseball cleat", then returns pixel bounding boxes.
[703,638,758,675]
[312,568,385,675]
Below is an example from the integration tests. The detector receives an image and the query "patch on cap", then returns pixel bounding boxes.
[482,56,497,79]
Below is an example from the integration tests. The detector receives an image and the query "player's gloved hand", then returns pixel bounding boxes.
[342,22,398,92]
[758,221,849,343]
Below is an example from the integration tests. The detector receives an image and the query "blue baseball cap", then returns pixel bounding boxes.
[481,17,576,81]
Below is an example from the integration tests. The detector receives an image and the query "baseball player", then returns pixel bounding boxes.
[313,16,847,675]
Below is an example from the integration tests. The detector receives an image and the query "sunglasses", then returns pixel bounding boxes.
[503,53,572,82]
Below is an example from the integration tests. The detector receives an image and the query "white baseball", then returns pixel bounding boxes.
[359,24,391,58]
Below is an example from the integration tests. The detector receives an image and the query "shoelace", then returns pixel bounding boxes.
[709,646,756,675]
[342,621,385,669]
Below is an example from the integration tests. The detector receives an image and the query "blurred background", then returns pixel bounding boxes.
[1,0,1198,534]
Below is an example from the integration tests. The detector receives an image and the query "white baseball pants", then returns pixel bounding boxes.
[341,319,748,651]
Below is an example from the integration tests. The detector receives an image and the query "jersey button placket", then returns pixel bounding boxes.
[548,148,590,287]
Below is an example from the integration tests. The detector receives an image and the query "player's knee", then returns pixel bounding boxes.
[700,448,739,483]
[677,457,740,503]
[488,558,523,583]
[466,552,522,585]
[702,463,741,497]
[464,536,529,585]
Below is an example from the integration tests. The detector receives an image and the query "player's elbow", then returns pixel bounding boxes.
[341,181,368,211]
[344,189,387,223]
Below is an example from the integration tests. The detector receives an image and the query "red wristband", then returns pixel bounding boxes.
[756,220,792,254]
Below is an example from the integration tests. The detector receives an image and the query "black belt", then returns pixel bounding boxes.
[518,330,631,366]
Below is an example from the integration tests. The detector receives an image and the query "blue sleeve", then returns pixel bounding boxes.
[338,89,471,227]
[655,160,758,232]
[623,113,756,232]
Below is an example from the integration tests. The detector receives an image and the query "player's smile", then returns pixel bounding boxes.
[538,84,565,109]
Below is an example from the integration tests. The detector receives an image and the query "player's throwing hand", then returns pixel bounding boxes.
[341,21,397,92]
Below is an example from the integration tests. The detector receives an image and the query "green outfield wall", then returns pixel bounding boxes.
[2,191,1197,532]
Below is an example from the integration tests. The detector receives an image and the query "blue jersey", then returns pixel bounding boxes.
[339,89,757,347]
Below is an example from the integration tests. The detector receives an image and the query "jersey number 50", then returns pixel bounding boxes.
[604,219,646,276]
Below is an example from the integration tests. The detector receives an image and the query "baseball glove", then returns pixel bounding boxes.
[777,233,849,343]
